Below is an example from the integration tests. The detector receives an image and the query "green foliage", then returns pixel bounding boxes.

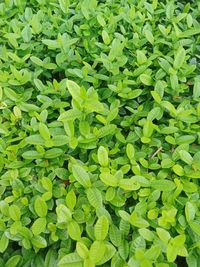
[0,0,200,266]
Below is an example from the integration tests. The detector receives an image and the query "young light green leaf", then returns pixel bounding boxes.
[94,215,109,241]
[68,220,81,240]
[9,205,21,221]
[72,164,91,188]
[32,217,46,236]
[173,47,186,70]
[34,197,48,217]
[97,146,109,167]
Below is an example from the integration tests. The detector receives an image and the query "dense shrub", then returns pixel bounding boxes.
[0,0,200,266]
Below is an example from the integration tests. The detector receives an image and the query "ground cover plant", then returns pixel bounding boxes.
[0,0,200,266]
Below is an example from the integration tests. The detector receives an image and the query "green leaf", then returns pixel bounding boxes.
[136,50,147,65]
[68,220,81,240]
[102,30,110,45]
[56,204,72,225]
[66,190,76,210]
[173,47,186,70]
[44,249,58,267]
[32,235,47,249]
[58,109,82,122]
[58,0,70,13]
[189,221,200,236]
[119,178,140,191]
[5,255,22,267]
[99,172,118,187]
[66,80,81,101]
[167,241,177,262]
[97,146,108,167]
[34,197,48,217]
[185,202,195,222]
[76,242,89,259]
[22,151,44,159]
[72,164,91,188]
[150,180,176,191]
[139,228,154,241]
[89,241,106,263]
[179,150,193,165]
[94,215,109,241]
[45,148,63,159]
[193,76,200,100]
[39,123,51,140]
[58,253,83,267]
[0,233,9,253]
[97,124,117,138]
[144,30,154,44]
[96,243,116,265]
[21,25,32,42]
[9,205,21,221]
[156,227,171,243]
[140,74,153,86]
[86,188,102,209]
[32,217,46,235]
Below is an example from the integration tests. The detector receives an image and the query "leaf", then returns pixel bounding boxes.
[140,74,153,86]
[34,197,48,217]
[76,242,89,259]
[89,241,106,263]
[9,205,21,221]
[173,47,186,69]
[185,202,196,223]
[5,255,22,267]
[32,235,47,249]
[30,56,43,66]
[39,123,51,140]
[58,109,82,122]
[96,243,116,265]
[156,227,171,243]
[58,0,70,13]
[72,164,91,188]
[56,204,72,224]
[25,135,44,145]
[97,146,108,167]
[97,124,117,138]
[136,50,147,65]
[44,249,58,267]
[58,253,83,267]
[0,233,9,253]
[145,245,161,260]
[126,143,135,160]
[139,228,154,241]
[68,220,81,240]
[21,25,32,42]
[66,190,76,210]
[109,225,121,246]
[86,188,102,209]
[167,241,177,262]
[45,148,63,159]
[97,14,106,27]
[99,172,118,187]
[32,217,46,235]
[67,80,81,101]
[193,76,200,100]
[150,180,176,191]
[179,150,193,165]
[144,30,154,44]
[189,221,200,236]
[22,151,44,159]
[102,30,110,45]
[94,215,109,241]
[119,178,140,191]
[130,212,149,228]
